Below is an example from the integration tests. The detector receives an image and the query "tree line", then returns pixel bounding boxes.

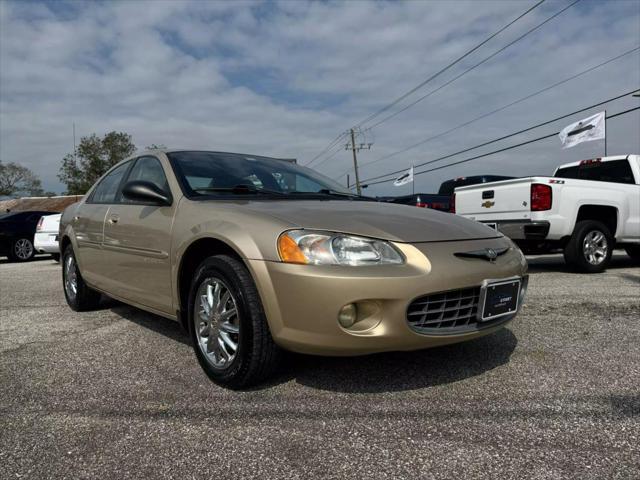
[0,132,164,198]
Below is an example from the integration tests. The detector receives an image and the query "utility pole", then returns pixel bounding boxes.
[345,127,372,195]
[349,129,362,195]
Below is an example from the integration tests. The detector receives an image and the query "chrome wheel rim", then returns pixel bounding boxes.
[194,277,240,369]
[583,230,608,265]
[14,238,33,260]
[64,254,78,300]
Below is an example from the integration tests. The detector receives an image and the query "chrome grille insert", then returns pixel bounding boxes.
[407,286,510,335]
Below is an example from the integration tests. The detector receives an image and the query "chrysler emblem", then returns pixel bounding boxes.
[485,248,497,261]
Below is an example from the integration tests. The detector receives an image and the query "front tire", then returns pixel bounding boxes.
[188,254,282,389]
[9,237,35,262]
[62,244,101,311]
[564,220,613,273]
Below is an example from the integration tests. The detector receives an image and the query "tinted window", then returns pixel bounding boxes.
[124,156,169,203]
[438,176,515,195]
[90,162,131,204]
[555,160,635,184]
[168,151,352,197]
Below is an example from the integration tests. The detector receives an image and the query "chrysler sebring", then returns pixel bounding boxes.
[60,150,528,387]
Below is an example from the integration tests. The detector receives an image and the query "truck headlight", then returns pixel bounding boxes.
[278,230,405,266]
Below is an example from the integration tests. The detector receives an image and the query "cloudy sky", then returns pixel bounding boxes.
[1,0,639,195]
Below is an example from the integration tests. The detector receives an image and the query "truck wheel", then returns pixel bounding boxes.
[188,254,282,389]
[625,245,640,262]
[62,244,101,311]
[564,220,613,273]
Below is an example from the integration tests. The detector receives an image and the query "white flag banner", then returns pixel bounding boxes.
[394,166,414,187]
[558,111,606,149]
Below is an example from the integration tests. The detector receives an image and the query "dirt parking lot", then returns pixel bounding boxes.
[1,254,639,479]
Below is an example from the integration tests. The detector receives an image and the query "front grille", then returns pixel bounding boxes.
[407,286,510,335]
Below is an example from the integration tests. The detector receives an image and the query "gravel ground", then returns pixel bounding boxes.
[1,253,639,479]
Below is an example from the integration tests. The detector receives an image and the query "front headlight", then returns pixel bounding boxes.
[278,230,404,266]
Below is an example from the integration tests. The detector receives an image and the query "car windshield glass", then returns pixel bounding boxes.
[168,151,357,198]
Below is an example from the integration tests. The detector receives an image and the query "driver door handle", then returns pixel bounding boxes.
[108,214,119,224]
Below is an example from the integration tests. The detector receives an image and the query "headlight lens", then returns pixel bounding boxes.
[278,230,404,266]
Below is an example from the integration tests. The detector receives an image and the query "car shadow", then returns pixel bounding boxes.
[106,297,518,393]
[526,252,637,274]
[268,328,518,393]
[105,299,191,346]
[0,254,57,265]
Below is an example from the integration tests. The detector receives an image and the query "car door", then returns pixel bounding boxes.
[73,161,132,288]
[101,155,175,315]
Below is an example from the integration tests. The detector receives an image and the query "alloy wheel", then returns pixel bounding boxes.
[14,238,33,260]
[194,277,240,369]
[64,254,78,301]
[582,230,608,265]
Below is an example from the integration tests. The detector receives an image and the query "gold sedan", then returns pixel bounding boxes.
[60,150,528,388]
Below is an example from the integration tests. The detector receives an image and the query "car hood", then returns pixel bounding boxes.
[241,199,500,243]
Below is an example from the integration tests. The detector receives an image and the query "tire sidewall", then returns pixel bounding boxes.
[188,256,255,386]
[567,221,613,273]
[11,237,34,262]
[62,245,79,309]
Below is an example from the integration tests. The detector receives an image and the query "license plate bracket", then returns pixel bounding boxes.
[479,278,520,322]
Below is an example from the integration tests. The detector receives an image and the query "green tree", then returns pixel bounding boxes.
[58,131,136,194]
[0,160,45,197]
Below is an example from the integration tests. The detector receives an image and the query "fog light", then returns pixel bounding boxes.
[338,303,357,328]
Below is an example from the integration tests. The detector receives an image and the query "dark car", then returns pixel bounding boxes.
[382,175,517,212]
[0,211,55,262]
[381,193,450,211]
[438,175,516,196]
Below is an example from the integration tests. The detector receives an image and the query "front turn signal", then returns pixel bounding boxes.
[277,233,308,264]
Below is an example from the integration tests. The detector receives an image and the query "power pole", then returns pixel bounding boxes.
[349,129,361,195]
[345,128,372,195]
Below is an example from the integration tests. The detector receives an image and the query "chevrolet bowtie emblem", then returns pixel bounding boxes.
[481,200,495,208]
[454,247,509,262]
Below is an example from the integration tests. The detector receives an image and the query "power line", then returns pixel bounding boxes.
[307,0,546,168]
[304,130,350,167]
[362,0,581,131]
[355,0,547,128]
[343,46,640,182]
[358,88,638,184]
[362,106,639,187]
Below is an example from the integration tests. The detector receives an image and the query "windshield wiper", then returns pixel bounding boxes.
[193,184,287,196]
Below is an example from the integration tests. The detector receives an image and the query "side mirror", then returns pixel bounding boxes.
[122,180,172,206]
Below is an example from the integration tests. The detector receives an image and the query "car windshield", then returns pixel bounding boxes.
[168,151,359,198]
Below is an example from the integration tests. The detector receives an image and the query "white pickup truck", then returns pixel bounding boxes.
[453,155,640,272]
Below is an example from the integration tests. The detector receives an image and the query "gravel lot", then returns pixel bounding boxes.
[1,253,639,479]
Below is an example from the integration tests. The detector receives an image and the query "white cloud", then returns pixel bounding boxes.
[0,0,638,194]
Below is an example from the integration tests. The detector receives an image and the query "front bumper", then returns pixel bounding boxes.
[247,237,527,355]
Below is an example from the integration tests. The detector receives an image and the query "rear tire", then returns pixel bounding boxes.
[625,245,640,262]
[188,254,282,389]
[51,253,61,263]
[564,220,613,273]
[9,237,35,262]
[62,244,101,311]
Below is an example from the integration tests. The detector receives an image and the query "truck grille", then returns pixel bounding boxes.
[407,286,509,335]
